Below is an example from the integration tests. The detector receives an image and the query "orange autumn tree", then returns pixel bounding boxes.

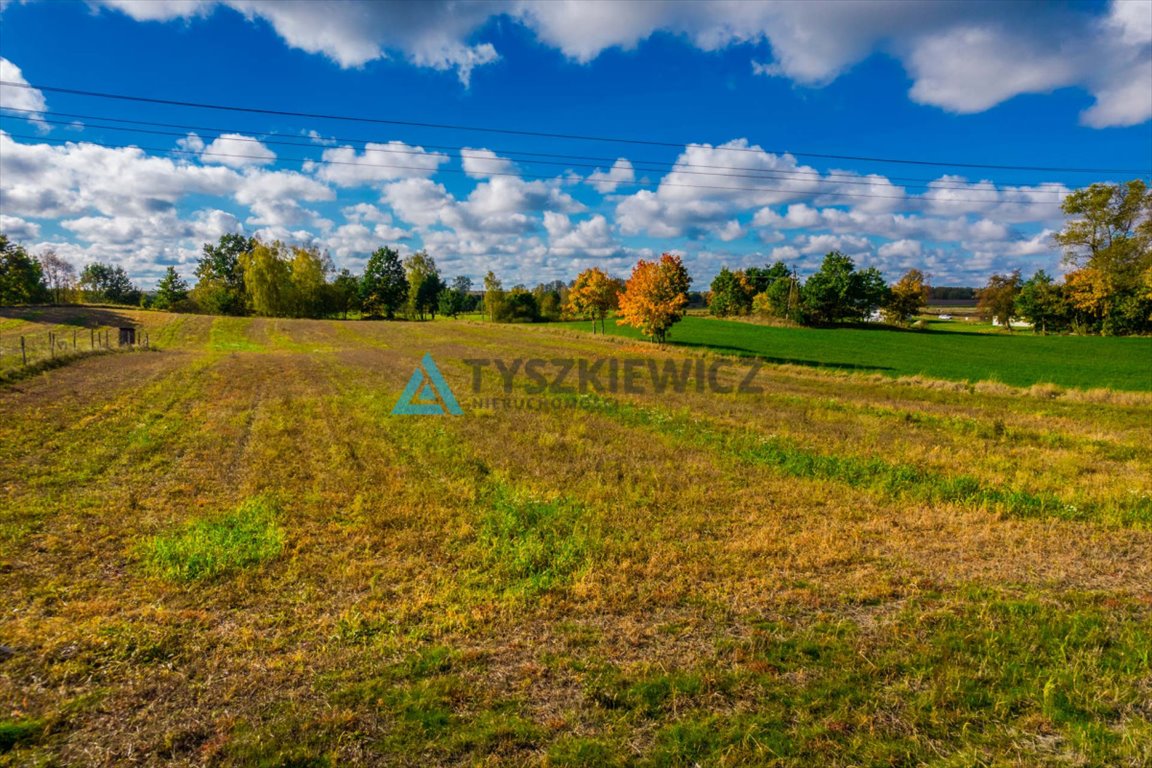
[616,253,692,344]
[566,267,623,333]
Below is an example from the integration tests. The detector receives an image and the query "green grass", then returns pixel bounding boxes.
[471,483,595,598]
[144,496,285,581]
[0,719,45,752]
[558,315,1152,391]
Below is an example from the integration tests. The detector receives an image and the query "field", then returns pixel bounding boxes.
[2,306,1151,767]
[559,315,1152,391]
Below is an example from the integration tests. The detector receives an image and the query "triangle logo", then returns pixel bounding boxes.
[392,353,463,415]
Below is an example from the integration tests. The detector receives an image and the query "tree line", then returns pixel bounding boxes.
[2,179,1148,337]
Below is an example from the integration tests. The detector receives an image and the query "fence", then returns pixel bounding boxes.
[0,327,150,374]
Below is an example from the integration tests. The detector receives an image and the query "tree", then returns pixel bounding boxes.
[977,271,1022,331]
[708,267,754,317]
[330,269,360,319]
[193,233,254,315]
[1015,270,1069,335]
[0,235,48,305]
[494,286,540,322]
[801,252,888,324]
[882,269,928,325]
[752,269,802,322]
[616,253,692,343]
[744,261,791,295]
[438,275,473,318]
[288,245,332,318]
[239,241,292,317]
[403,251,442,320]
[566,267,622,332]
[37,249,76,303]
[1054,180,1152,335]
[359,246,408,319]
[79,262,139,305]
[153,266,190,311]
[483,270,504,322]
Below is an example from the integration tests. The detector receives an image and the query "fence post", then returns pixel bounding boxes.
[21,336,27,366]
[90,328,94,350]
[49,332,55,359]
[73,330,77,350]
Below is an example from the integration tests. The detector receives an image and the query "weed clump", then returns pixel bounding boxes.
[145,496,285,581]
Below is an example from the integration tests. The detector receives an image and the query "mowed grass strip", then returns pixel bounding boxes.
[143,496,285,581]
[574,395,1152,526]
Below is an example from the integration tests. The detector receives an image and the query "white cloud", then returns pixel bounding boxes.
[176,132,206,154]
[96,0,501,84]
[0,214,40,240]
[312,141,448,186]
[91,2,1150,125]
[201,133,277,168]
[616,139,824,237]
[586,158,636,193]
[0,57,49,132]
[461,148,517,179]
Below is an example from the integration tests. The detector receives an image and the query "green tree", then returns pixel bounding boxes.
[483,270,504,322]
[977,271,1023,331]
[193,233,254,315]
[494,286,541,322]
[744,261,791,295]
[0,235,48,305]
[1015,270,1069,335]
[330,269,360,319]
[153,266,190,311]
[359,246,408,319]
[801,252,887,324]
[79,262,139,305]
[403,251,442,320]
[708,267,754,317]
[438,275,472,318]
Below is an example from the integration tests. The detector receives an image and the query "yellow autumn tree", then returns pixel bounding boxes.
[616,253,692,343]
[566,267,622,333]
[1064,266,1111,322]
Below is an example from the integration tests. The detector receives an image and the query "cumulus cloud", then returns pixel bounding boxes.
[201,133,277,168]
[91,1,1152,125]
[0,214,40,240]
[310,141,448,186]
[96,0,501,84]
[0,57,49,131]
[461,148,517,179]
[586,158,636,193]
[616,139,825,238]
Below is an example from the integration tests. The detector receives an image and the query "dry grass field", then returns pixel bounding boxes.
[1,307,1151,766]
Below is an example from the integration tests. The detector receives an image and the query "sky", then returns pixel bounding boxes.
[0,0,1150,289]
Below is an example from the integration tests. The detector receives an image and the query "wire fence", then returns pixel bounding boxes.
[0,327,151,376]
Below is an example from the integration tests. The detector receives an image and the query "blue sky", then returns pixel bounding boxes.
[1,0,1150,288]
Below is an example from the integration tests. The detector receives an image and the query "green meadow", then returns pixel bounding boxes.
[560,315,1152,391]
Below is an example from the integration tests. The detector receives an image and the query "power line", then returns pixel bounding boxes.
[2,79,1147,175]
[0,111,1070,196]
[0,106,1076,189]
[1,132,1067,206]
